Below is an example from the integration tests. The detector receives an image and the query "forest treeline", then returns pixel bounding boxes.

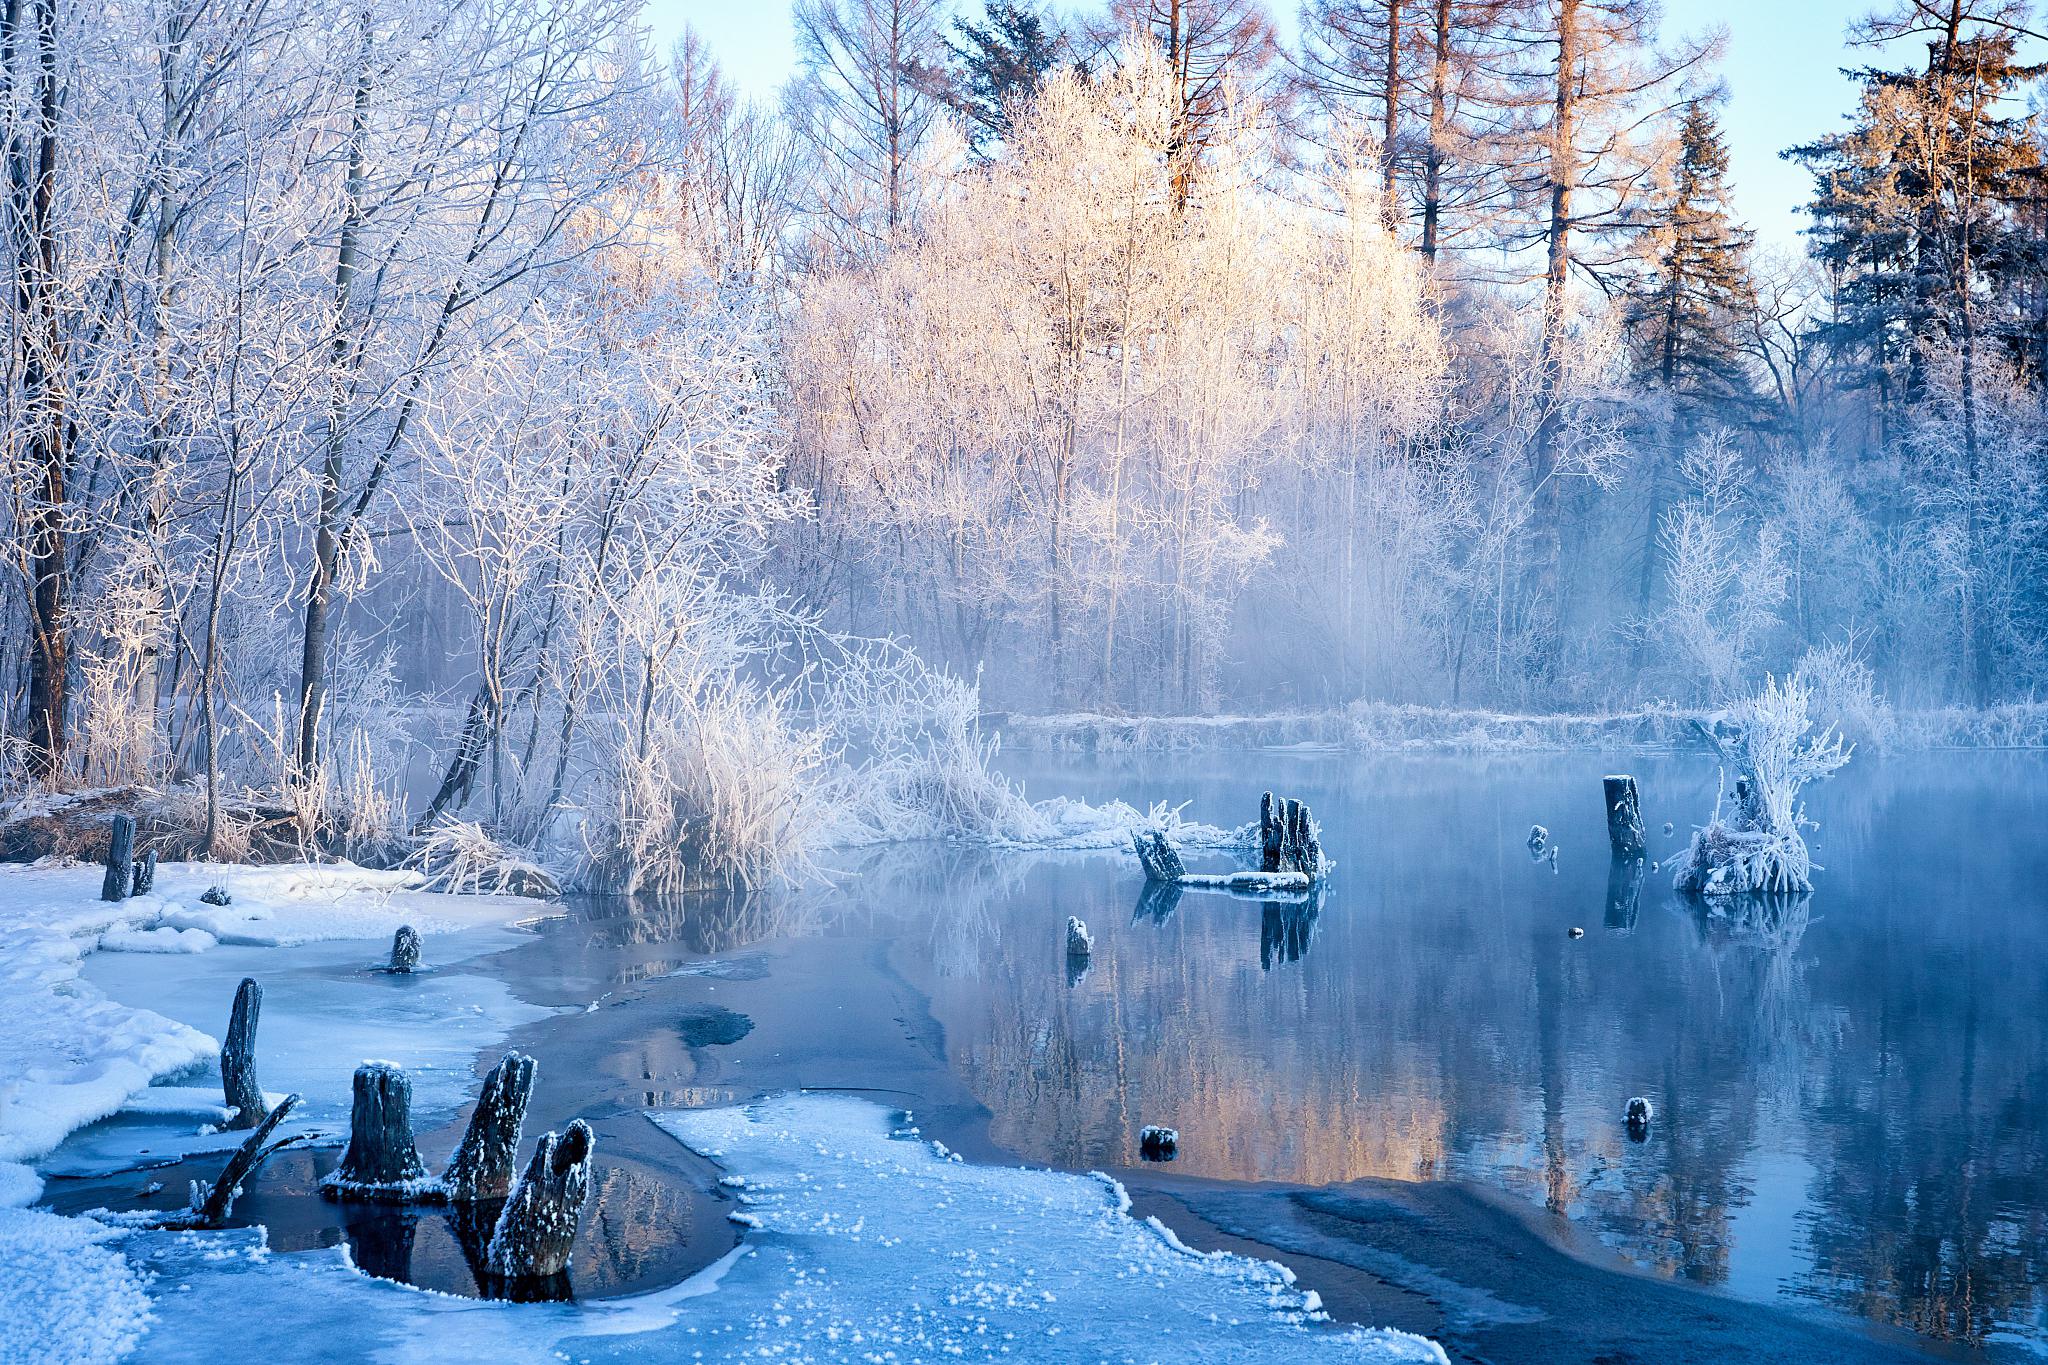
[0,0,2041,860]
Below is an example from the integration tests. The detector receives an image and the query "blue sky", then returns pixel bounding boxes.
[645,0,1874,253]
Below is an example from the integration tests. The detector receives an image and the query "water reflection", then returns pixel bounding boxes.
[522,752,2048,1352]
[898,751,2048,1354]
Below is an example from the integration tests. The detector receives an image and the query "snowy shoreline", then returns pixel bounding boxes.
[3,860,1448,1363]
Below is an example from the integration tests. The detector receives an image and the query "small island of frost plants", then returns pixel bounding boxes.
[1673,673,1851,898]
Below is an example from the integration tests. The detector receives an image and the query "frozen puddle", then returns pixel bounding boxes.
[111,1093,1444,1363]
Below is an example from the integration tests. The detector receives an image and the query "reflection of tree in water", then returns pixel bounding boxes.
[1794,965,2048,1346]
[580,1161,706,1285]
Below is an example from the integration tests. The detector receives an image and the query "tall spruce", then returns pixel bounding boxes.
[1629,99,1755,413]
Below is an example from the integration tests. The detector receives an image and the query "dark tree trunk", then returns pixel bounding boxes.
[322,1062,429,1199]
[1262,795,1325,878]
[189,1094,304,1226]
[486,1119,593,1278]
[132,848,156,894]
[443,1052,536,1202]
[101,814,135,901]
[221,977,264,1129]
[1603,774,1646,859]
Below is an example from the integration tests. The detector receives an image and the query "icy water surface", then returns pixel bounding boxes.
[713,747,2047,1356]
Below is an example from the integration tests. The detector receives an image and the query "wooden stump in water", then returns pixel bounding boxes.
[1604,775,1646,860]
[1261,796,1324,878]
[101,814,135,902]
[388,925,422,974]
[443,1053,536,1202]
[221,978,264,1130]
[1132,829,1186,883]
[321,1062,430,1200]
[132,849,157,895]
[486,1120,594,1279]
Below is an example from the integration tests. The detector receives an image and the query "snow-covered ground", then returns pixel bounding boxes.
[115,1093,1444,1364]
[3,861,1444,1364]
[0,860,542,1363]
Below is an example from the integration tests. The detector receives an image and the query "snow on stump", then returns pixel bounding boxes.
[321,1062,431,1201]
[1139,1126,1179,1162]
[1132,828,1186,883]
[133,848,157,894]
[1603,775,1646,860]
[1625,1096,1654,1141]
[1259,793,1324,878]
[443,1053,537,1202]
[1526,824,1549,857]
[1065,917,1093,958]
[221,977,265,1130]
[1673,673,1850,898]
[486,1119,594,1279]
[100,813,136,901]
[387,925,422,974]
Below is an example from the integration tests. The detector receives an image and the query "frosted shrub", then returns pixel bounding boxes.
[801,639,1050,847]
[1798,640,1896,752]
[409,818,559,897]
[581,685,828,894]
[1673,673,1851,897]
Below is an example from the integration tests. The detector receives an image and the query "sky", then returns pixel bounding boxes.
[643,0,1876,254]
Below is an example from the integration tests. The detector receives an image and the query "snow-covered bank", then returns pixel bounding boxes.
[111,1093,1443,1363]
[994,699,2048,754]
[0,861,542,1362]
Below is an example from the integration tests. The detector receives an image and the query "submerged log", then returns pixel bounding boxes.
[486,1120,594,1278]
[221,978,264,1130]
[443,1053,536,1202]
[1603,775,1646,859]
[321,1062,431,1200]
[101,814,135,902]
[387,925,422,974]
[1132,829,1186,883]
[187,1094,307,1227]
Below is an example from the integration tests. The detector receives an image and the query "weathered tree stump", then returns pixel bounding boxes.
[1139,1125,1179,1161]
[486,1119,594,1278]
[221,978,264,1130]
[187,1094,307,1227]
[200,884,232,906]
[1260,795,1324,877]
[1604,775,1646,859]
[1065,917,1092,958]
[443,1053,536,1202]
[321,1062,430,1200]
[1132,829,1186,883]
[1625,1096,1654,1141]
[387,925,422,974]
[101,814,135,902]
[132,849,157,895]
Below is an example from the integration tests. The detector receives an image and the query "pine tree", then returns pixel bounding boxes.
[933,2,1065,153]
[1787,3,2045,702]
[1627,99,1755,416]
